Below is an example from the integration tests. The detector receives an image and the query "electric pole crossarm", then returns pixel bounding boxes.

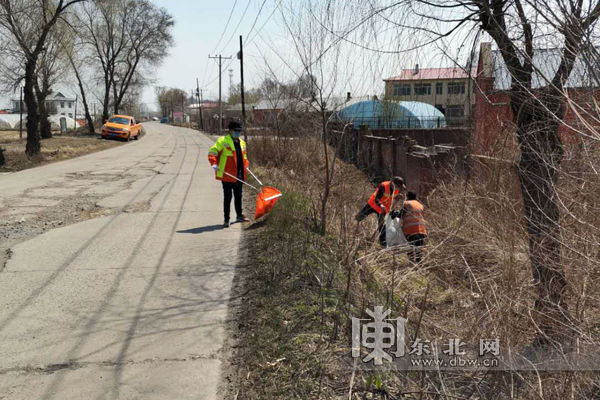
[209,54,232,133]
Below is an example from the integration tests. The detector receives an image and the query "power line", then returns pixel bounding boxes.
[212,0,240,54]
[245,0,268,41]
[246,0,284,46]
[202,56,236,90]
[218,0,252,54]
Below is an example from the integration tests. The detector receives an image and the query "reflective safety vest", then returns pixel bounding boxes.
[368,181,400,214]
[402,200,427,236]
[208,134,249,183]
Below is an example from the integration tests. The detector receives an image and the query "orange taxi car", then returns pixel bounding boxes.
[101,115,142,141]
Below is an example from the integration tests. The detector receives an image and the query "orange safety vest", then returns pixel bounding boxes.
[208,134,249,183]
[402,200,427,236]
[368,181,399,214]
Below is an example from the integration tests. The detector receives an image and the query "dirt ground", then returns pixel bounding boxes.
[0,130,123,172]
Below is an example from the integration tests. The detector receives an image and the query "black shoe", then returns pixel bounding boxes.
[223,220,230,228]
[236,215,250,222]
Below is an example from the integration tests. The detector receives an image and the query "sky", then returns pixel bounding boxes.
[0,0,480,113]
[142,0,284,110]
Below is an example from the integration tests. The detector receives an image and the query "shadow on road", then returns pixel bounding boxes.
[177,224,224,234]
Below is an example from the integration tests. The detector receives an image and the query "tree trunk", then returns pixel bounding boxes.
[24,60,40,157]
[77,80,95,133]
[320,109,330,235]
[112,82,119,115]
[512,90,570,344]
[38,98,52,139]
[102,74,110,123]
[70,57,95,133]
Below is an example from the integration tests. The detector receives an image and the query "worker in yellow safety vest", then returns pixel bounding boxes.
[208,121,251,228]
[355,176,406,246]
[392,191,428,263]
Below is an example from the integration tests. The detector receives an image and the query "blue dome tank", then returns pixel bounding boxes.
[333,100,446,129]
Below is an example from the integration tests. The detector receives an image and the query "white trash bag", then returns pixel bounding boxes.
[385,214,410,251]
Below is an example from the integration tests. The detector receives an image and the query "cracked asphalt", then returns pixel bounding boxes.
[0,123,241,399]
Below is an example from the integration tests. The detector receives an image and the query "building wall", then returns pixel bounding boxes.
[12,99,75,117]
[331,126,467,196]
[473,43,598,156]
[384,78,475,117]
[55,100,75,117]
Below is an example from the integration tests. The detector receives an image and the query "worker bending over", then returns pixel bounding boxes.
[208,121,251,227]
[356,176,406,246]
[391,191,428,263]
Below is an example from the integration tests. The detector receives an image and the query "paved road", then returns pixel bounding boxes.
[0,123,239,399]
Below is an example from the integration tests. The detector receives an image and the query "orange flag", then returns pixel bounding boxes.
[254,186,282,219]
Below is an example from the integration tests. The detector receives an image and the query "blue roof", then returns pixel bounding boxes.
[333,100,446,129]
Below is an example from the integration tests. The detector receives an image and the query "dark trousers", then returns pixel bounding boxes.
[406,234,427,263]
[356,204,386,246]
[222,181,243,222]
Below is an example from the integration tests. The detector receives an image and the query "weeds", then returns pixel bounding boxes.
[229,127,600,399]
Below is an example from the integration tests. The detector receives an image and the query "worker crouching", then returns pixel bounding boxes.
[355,176,406,246]
[391,191,428,263]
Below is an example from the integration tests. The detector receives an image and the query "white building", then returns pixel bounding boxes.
[12,92,76,118]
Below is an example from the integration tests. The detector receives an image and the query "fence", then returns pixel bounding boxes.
[330,125,469,196]
[334,116,471,130]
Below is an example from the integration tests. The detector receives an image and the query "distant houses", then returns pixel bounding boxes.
[11,92,76,118]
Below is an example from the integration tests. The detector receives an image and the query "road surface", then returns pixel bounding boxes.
[0,123,240,399]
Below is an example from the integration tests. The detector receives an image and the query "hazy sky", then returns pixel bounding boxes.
[0,0,477,113]
[143,0,282,109]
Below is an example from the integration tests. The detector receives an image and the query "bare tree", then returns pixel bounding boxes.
[111,0,173,114]
[324,0,600,344]
[63,38,95,133]
[77,0,128,122]
[77,0,172,121]
[278,1,346,234]
[0,0,85,156]
[35,29,69,139]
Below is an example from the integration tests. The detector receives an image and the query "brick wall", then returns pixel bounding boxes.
[331,127,466,196]
[370,127,471,147]
[473,43,599,156]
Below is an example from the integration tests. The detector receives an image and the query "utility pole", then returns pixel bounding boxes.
[228,69,234,97]
[74,95,78,130]
[209,54,232,133]
[238,35,247,140]
[196,78,204,131]
[181,93,185,127]
[19,86,23,140]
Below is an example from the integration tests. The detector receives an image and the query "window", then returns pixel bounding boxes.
[61,102,65,108]
[414,83,431,95]
[447,82,466,95]
[109,116,130,125]
[393,83,411,96]
[68,102,73,108]
[436,83,443,95]
[445,105,464,117]
[68,113,73,118]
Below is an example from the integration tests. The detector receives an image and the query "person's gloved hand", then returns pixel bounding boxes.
[211,164,218,172]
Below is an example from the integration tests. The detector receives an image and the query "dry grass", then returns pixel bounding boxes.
[0,130,122,172]
[228,128,600,399]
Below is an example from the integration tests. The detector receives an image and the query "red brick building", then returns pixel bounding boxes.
[473,42,600,155]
